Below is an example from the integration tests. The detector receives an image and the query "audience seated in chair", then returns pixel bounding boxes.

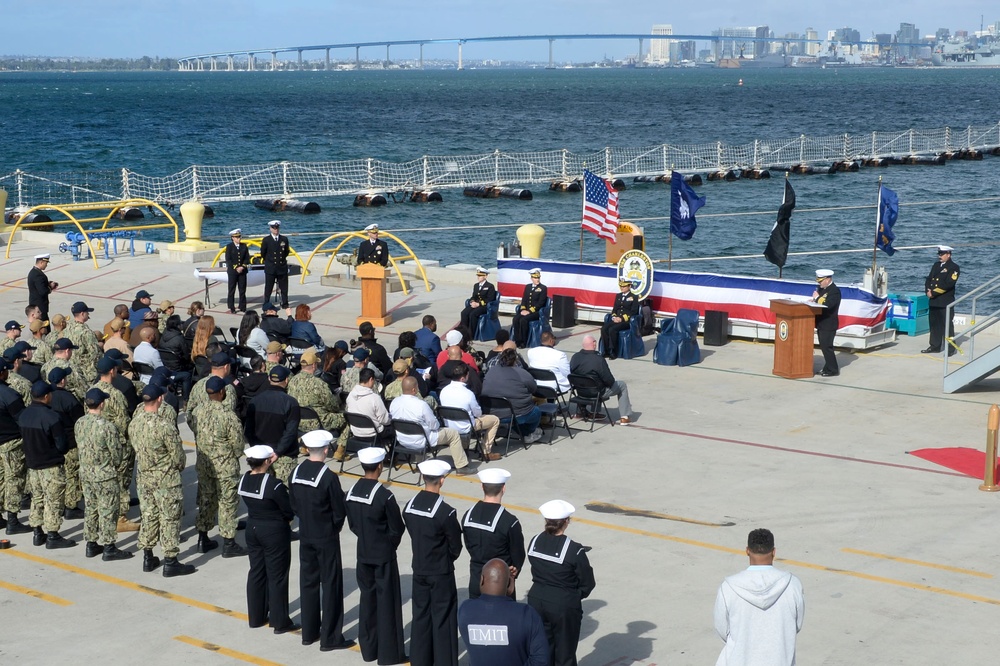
[569,334,633,426]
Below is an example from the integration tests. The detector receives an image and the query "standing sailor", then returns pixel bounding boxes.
[345,447,407,665]
[225,228,251,314]
[462,468,525,599]
[811,269,841,377]
[27,254,57,320]
[357,223,389,266]
[923,245,960,355]
[260,220,291,309]
[403,458,463,666]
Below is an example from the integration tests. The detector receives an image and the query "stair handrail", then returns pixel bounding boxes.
[944,273,1000,377]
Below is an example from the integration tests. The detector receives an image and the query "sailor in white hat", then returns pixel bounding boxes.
[27,252,57,319]
[924,244,960,354]
[261,219,291,309]
[461,468,525,598]
[526,498,596,666]
[811,268,841,376]
[460,265,498,331]
[512,267,548,348]
[358,222,389,267]
[287,431,356,650]
[403,457,462,664]
[344,447,407,663]
[238,442,297,633]
[226,227,250,314]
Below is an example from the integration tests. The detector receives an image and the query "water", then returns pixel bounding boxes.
[2,67,999,299]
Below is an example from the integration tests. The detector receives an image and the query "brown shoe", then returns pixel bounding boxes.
[332,447,349,463]
[117,517,140,533]
[619,417,631,426]
[485,453,502,461]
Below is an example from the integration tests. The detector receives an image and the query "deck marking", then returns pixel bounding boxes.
[309,292,344,313]
[173,636,286,665]
[386,294,418,314]
[110,273,169,299]
[842,548,993,578]
[57,268,120,289]
[0,578,73,606]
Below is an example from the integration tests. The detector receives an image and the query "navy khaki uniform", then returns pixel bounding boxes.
[462,501,525,599]
[526,532,596,666]
[512,282,548,348]
[460,280,498,332]
[404,490,463,666]
[225,239,251,313]
[238,471,295,631]
[346,478,407,665]
[600,290,639,359]
[289,460,350,649]
[260,233,291,308]
[358,238,390,267]
[814,282,841,375]
[925,257,960,352]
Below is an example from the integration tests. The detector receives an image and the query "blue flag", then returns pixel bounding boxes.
[670,171,706,241]
[877,185,898,256]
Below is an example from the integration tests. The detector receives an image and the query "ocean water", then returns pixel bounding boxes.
[2,67,999,298]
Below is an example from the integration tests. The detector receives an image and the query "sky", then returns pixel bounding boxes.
[6,1,998,61]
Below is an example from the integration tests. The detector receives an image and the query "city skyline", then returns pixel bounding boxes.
[6,1,998,61]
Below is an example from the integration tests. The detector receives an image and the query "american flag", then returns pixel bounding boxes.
[582,169,620,242]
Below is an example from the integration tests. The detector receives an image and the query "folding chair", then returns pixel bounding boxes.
[479,394,524,455]
[229,326,239,342]
[233,345,256,376]
[343,412,394,476]
[297,406,321,438]
[131,361,156,381]
[567,373,615,433]
[527,367,573,442]
[213,326,229,343]
[388,418,438,485]
[438,405,487,461]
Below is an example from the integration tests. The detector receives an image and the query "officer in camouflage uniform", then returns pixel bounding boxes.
[93,356,138,532]
[191,376,247,558]
[4,346,33,406]
[40,338,89,402]
[129,384,196,577]
[75,388,132,561]
[27,319,53,366]
[186,351,237,435]
[0,359,30,535]
[288,350,346,435]
[64,302,100,383]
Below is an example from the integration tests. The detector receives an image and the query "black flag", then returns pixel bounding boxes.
[764,179,796,268]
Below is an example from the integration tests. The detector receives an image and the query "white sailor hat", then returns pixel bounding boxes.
[815,269,834,281]
[268,220,281,227]
[528,268,542,276]
[417,459,452,477]
[229,228,242,236]
[445,329,463,346]
[364,223,379,232]
[300,430,334,449]
[477,468,510,484]
[357,447,386,465]
[937,245,954,253]
[244,444,275,459]
[475,266,489,276]
[539,499,575,520]
[35,253,51,260]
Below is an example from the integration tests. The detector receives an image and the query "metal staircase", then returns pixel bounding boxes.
[942,274,1000,393]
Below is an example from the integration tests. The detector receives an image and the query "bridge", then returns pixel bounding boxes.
[175,33,906,71]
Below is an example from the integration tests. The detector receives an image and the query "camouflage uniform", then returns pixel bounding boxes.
[75,413,124,546]
[44,327,67,346]
[186,375,237,435]
[28,465,65,533]
[129,409,186,558]
[27,338,53,366]
[0,381,25,514]
[340,366,362,398]
[39,357,89,402]
[132,399,177,427]
[383,379,437,410]
[62,320,100,382]
[191,400,244,539]
[0,337,17,355]
[7,371,32,406]
[288,370,345,433]
[94,379,132,517]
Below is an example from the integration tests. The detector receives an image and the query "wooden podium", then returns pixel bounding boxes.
[356,263,393,327]
[769,299,822,379]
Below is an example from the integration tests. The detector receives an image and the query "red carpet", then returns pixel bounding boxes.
[908,447,999,480]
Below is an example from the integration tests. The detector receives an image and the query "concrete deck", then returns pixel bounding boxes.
[2,234,999,665]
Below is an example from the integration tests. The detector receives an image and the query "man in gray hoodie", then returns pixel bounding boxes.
[713,528,805,666]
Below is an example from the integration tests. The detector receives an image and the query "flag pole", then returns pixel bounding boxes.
[668,164,674,270]
[580,166,586,263]
[872,175,883,275]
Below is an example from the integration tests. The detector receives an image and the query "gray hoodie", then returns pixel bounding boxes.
[714,565,805,666]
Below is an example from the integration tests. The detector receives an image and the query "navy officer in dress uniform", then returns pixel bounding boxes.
[225,228,251,314]
[460,266,498,333]
[358,223,390,267]
[345,447,407,665]
[288,430,354,651]
[403,458,463,666]
[923,245,960,355]
[811,269,841,377]
[238,444,298,634]
[462,467,525,599]
[27,253,57,320]
[259,220,291,309]
[526,500,596,666]
[600,278,640,360]
[511,268,548,348]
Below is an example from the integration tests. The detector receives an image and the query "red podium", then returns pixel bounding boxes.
[356,263,393,327]
[769,299,822,379]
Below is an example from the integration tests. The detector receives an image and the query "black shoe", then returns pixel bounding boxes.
[222,538,247,558]
[102,544,134,561]
[947,347,958,357]
[290,531,300,542]
[320,640,356,652]
[6,513,31,535]
[45,531,76,549]
[236,520,246,531]
[162,556,196,577]
[819,369,840,377]
[273,623,300,635]
[85,541,103,558]
[197,531,219,553]
[143,549,161,572]
[229,310,238,315]
[921,347,941,354]
[64,507,85,520]
[32,526,46,546]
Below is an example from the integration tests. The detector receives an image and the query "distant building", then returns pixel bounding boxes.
[935,28,951,43]
[754,25,771,58]
[833,27,861,45]
[677,41,696,62]
[897,22,920,59]
[649,24,674,64]
[805,28,820,56]
[713,26,757,59]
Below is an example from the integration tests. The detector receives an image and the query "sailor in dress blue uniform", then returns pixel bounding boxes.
[461,468,525,599]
